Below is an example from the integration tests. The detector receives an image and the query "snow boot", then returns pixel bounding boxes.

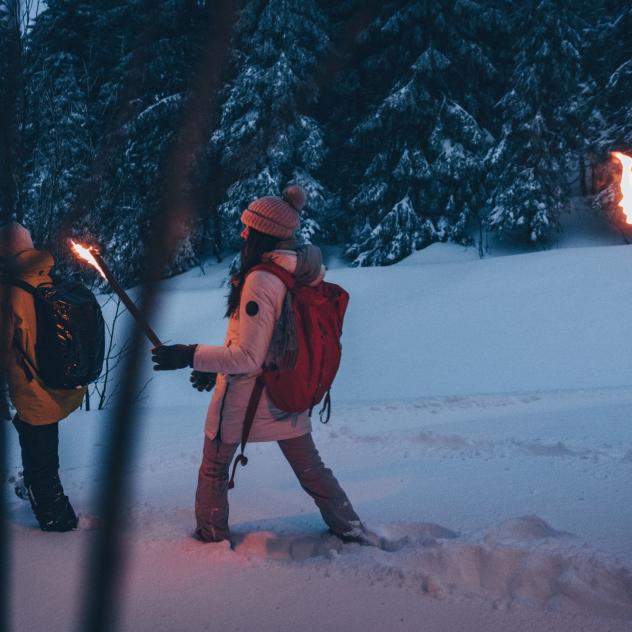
[27,475,78,532]
[192,527,231,545]
[335,524,382,547]
[334,524,409,552]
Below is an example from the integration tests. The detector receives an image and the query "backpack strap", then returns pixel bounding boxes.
[318,389,332,424]
[1,278,37,294]
[228,375,265,489]
[248,262,297,290]
[13,337,37,382]
[227,262,301,489]
[0,277,39,381]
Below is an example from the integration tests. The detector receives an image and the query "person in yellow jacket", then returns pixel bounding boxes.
[1,222,84,531]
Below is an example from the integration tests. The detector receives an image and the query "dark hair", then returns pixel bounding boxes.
[226,227,280,317]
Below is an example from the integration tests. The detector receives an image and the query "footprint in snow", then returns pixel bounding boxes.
[229,522,457,561]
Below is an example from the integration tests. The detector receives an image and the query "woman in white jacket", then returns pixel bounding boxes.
[153,186,368,545]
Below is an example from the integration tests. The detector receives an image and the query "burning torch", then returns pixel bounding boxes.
[612,152,632,225]
[71,241,163,348]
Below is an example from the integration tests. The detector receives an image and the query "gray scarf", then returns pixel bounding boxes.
[265,243,324,370]
[275,241,323,285]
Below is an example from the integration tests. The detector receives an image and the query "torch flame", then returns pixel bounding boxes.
[612,152,632,225]
[70,240,107,280]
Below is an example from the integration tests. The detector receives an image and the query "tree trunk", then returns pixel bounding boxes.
[579,154,587,197]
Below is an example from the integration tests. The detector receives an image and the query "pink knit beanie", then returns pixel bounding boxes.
[0,222,34,257]
[241,185,307,239]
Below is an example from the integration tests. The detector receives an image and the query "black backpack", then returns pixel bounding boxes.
[6,278,105,390]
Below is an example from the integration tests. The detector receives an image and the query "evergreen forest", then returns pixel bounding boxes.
[1,0,630,285]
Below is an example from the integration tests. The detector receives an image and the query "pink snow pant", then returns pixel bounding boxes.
[195,432,361,542]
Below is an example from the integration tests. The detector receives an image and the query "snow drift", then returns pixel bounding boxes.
[7,241,632,631]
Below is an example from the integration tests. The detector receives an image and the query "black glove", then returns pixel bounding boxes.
[190,370,216,392]
[152,344,197,371]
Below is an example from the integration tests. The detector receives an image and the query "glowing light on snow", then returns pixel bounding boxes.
[70,240,107,279]
[612,152,632,225]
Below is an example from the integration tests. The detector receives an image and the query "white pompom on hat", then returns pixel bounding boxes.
[0,222,34,257]
[241,185,307,239]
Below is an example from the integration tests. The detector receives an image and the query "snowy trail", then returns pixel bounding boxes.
[8,386,632,631]
[7,242,632,630]
[14,524,628,632]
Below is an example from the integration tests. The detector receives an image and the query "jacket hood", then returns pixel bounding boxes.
[4,249,54,281]
[262,245,325,286]
[0,222,34,257]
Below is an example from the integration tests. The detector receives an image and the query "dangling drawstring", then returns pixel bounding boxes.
[227,376,265,490]
[228,454,248,489]
[319,390,332,424]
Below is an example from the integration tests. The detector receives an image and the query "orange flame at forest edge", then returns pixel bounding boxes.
[612,152,632,225]
[70,240,107,280]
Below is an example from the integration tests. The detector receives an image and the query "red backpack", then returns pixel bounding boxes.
[228,261,349,488]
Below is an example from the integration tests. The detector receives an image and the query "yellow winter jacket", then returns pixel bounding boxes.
[1,249,85,425]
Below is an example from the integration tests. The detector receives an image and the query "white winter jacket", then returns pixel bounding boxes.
[193,249,325,443]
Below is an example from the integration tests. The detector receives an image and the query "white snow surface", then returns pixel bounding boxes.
[7,234,632,631]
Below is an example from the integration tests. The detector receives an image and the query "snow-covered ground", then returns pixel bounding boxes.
[6,212,632,631]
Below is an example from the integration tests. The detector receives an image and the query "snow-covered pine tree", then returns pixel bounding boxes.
[597,1,632,153]
[567,1,611,196]
[23,53,93,249]
[212,0,332,248]
[343,0,499,266]
[590,3,632,226]
[316,0,383,244]
[62,0,221,286]
[20,1,96,252]
[485,0,584,243]
[87,1,206,285]
[21,1,217,286]
[0,1,17,223]
[0,0,29,224]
